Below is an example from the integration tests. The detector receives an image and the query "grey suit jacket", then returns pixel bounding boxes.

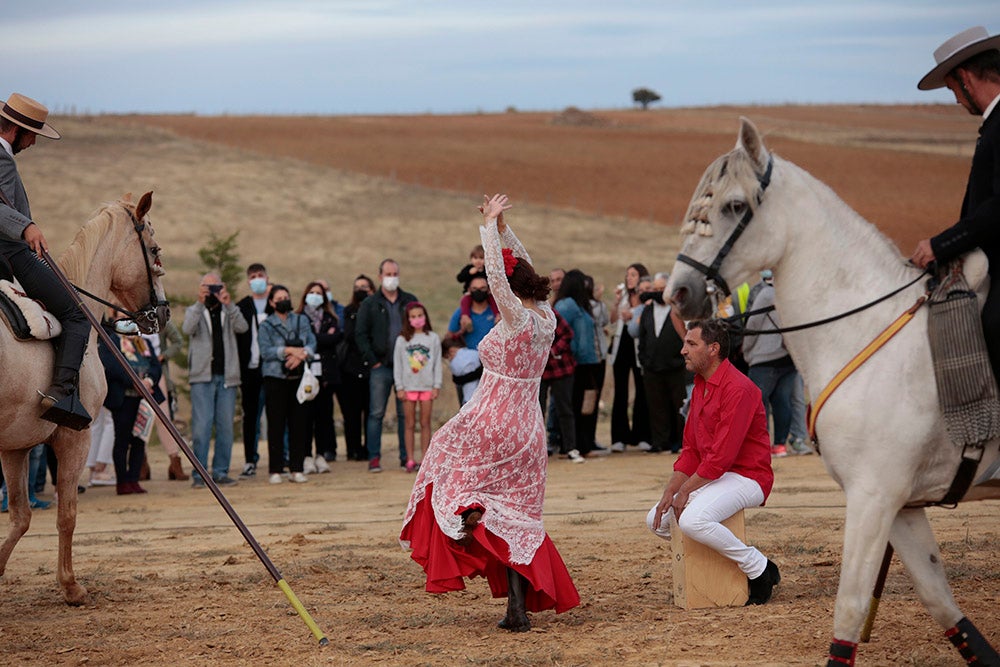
[0,148,34,241]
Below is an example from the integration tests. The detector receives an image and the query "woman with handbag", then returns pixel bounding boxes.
[258,285,317,484]
[297,281,342,473]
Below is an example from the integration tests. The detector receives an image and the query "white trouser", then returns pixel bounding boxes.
[646,471,767,578]
[85,406,115,468]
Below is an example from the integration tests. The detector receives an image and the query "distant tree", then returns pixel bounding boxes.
[197,230,242,294]
[632,87,662,110]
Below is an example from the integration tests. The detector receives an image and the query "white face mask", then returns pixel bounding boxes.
[382,276,399,292]
[304,293,324,308]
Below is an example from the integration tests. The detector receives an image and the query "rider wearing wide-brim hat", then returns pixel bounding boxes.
[910,26,1000,385]
[0,93,92,429]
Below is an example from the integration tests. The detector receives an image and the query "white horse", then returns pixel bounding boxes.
[0,192,168,605]
[668,119,1000,666]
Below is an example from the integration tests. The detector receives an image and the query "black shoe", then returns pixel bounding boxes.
[213,475,239,486]
[746,559,780,605]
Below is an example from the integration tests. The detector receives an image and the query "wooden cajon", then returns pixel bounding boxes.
[670,509,749,608]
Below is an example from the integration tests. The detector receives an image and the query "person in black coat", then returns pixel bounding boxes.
[636,273,689,454]
[298,281,343,472]
[337,275,375,461]
[912,27,1000,381]
[98,315,164,495]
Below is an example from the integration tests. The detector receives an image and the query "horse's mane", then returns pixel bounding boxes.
[684,147,766,223]
[57,201,131,283]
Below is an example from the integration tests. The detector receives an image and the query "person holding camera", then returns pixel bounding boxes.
[259,284,317,484]
[183,273,249,488]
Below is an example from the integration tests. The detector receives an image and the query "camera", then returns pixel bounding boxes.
[208,284,223,294]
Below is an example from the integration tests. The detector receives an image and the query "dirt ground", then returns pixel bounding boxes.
[2,435,997,666]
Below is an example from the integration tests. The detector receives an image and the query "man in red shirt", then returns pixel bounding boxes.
[647,319,780,604]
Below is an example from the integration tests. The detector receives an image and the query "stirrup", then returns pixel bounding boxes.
[39,389,92,431]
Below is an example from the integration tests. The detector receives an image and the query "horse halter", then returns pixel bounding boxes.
[675,155,774,299]
[73,205,169,333]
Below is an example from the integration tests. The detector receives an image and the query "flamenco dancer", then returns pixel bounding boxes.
[399,194,580,632]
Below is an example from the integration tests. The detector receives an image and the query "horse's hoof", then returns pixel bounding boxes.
[63,583,89,606]
[497,615,530,633]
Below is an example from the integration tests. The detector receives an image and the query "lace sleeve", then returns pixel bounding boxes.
[500,224,532,267]
[480,218,527,332]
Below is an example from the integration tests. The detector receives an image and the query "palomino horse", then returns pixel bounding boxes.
[668,119,999,665]
[0,191,168,604]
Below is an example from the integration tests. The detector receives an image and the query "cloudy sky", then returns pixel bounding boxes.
[3,1,999,115]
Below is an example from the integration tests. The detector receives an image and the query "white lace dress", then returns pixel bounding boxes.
[399,218,579,613]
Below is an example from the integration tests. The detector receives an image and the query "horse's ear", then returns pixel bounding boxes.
[136,191,153,221]
[737,117,768,171]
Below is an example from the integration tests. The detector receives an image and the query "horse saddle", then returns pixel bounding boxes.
[0,277,62,341]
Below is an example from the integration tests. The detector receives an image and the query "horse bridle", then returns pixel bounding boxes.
[675,155,774,299]
[72,205,170,333]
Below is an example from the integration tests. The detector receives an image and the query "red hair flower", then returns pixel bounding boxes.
[502,248,518,277]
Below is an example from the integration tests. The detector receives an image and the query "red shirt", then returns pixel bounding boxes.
[542,311,576,381]
[674,359,774,501]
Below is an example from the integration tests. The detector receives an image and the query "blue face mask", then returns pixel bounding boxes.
[249,277,268,295]
[305,293,325,308]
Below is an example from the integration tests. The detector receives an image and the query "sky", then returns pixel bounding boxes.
[3,1,999,116]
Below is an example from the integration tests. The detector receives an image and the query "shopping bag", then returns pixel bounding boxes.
[296,365,320,403]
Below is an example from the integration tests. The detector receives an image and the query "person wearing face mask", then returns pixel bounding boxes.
[636,272,689,454]
[338,275,376,461]
[235,262,271,478]
[296,281,342,473]
[355,259,419,472]
[183,272,249,488]
[447,274,497,405]
[258,285,317,484]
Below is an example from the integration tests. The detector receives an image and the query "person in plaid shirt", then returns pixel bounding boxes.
[539,311,581,461]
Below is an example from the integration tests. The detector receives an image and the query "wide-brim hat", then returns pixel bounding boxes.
[0,93,60,139]
[919,26,1000,90]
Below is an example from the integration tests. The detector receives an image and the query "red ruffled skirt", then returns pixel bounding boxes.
[400,486,580,613]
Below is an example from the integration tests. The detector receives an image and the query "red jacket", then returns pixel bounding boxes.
[674,359,774,501]
[543,311,576,381]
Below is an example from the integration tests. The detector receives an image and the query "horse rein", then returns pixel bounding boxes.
[730,267,931,336]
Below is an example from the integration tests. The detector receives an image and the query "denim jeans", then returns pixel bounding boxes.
[190,375,237,481]
[748,363,797,445]
[366,365,406,465]
[787,372,808,443]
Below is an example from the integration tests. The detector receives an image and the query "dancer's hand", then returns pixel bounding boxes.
[479,194,511,228]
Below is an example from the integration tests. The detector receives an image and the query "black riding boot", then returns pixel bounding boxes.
[40,365,92,431]
[498,567,530,632]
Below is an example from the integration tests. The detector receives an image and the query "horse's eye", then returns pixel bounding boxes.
[725,201,747,217]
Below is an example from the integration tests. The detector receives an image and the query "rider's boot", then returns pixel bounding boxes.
[39,365,92,431]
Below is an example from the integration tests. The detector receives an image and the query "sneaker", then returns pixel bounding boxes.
[191,478,206,489]
[746,559,781,605]
[637,441,652,451]
[771,444,788,458]
[290,472,309,483]
[368,456,382,473]
[788,438,814,456]
[314,457,331,474]
[268,473,284,484]
[303,456,318,475]
[239,462,256,478]
[213,475,238,486]
[405,460,419,473]
[567,449,585,464]
[610,442,626,453]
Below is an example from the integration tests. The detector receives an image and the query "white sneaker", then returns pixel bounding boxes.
[637,441,652,451]
[314,456,331,473]
[268,473,283,484]
[610,442,626,453]
[302,456,318,475]
[568,449,586,464]
[291,472,309,483]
